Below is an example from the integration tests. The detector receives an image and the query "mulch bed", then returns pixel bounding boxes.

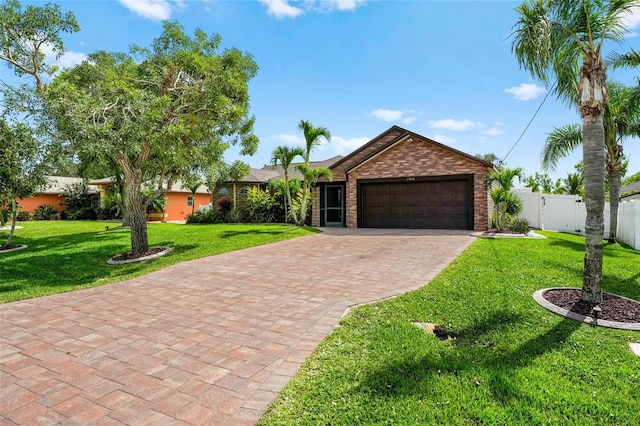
[543,288,640,323]
[111,247,166,262]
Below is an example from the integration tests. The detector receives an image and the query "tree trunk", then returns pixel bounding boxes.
[579,55,607,304]
[581,114,605,304]
[608,169,621,243]
[119,184,131,227]
[298,181,309,226]
[1,203,18,249]
[118,159,149,256]
[284,174,297,224]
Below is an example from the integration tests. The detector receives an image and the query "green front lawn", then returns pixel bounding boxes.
[259,232,640,425]
[0,221,315,303]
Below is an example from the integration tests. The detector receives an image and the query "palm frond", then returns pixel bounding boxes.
[541,124,582,171]
[607,48,640,69]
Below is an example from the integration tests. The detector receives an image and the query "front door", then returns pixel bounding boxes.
[324,184,344,227]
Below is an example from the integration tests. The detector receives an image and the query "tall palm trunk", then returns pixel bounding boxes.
[608,170,621,242]
[606,143,623,242]
[579,56,607,304]
[284,174,298,224]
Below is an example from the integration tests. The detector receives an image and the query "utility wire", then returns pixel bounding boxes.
[500,83,555,165]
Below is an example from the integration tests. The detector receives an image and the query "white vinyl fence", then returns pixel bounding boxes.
[512,188,639,250]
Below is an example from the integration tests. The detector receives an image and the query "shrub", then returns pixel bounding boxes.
[33,204,57,220]
[218,198,232,214]
[64,206,98,220]
[245,187,276,223]
[186,208,224,224]
[16,211,30,221]
[101,186,123,219]
[0,208,9,224]
[60,181,98,220]
[226,208,244,223]
[509,218,530,234]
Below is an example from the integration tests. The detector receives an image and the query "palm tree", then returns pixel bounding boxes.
[563,172,584,195]
[488,167,524,231]
[512,0,637,304]
[271,145,304,223]
[542,82,640,242]
[295,120,331,226]
[185,178,203,217]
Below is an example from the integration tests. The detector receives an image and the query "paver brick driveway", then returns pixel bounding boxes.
[1,228,475,425]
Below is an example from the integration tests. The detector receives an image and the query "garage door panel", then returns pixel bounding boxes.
[361,179,471,229]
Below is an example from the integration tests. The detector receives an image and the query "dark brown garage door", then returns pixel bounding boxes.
[360,179,472,229]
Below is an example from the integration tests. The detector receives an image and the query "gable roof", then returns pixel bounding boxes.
[330,125,493,173]
[41,176,99,194]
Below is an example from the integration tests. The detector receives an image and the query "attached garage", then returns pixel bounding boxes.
[359,176,473,229]
[312,126,493,231]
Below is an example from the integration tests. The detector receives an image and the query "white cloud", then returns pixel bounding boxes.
[504,83,546,101]
[428,118,479,131]
[431,134,457,145]
[370,108,420,124]
[258,0,304,19]
[332,136,370,154]
[259,0,365,18]
[272,133,304,144]
[370,108,403,122]
[481,122,504,136]
[41,43,87,71]
[118,0,174,21]
[319,0,367,12]
[620,6,640,34]
[482,127,504,136]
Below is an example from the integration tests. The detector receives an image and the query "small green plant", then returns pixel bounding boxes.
[60,181,98,220]
[226,208,244,223]
[245,187,276,223]
[509,217,530,234]
[16,211,30,221]
[33,204,57,220]
[218,198,232,214]
[186,207,224,224]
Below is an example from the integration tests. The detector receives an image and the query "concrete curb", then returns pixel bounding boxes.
[107,247,171,265]
[533,288,640,331]
[0,244,27,253]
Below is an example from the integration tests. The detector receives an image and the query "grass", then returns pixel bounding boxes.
[259,232,640,425]
[0,221,316,303]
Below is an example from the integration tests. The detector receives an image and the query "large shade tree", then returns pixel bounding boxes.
[0,0,79,244]
[542,82,640,242]
[46,21,259,256]
[511,0,639,304]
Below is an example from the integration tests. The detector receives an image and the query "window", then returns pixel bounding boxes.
[239,186,250,194]
[187,196,194,207]
[218,188,229,195]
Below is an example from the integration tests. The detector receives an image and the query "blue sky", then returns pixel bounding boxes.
[6,0,640,184]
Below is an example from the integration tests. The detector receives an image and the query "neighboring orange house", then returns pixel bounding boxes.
[17,176,100,215]
[89,177,269,222]
[90,178,211,222]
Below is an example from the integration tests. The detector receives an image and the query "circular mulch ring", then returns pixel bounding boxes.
[107,247,171,265]
[533,288,640,331]
[0,244,28,253]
